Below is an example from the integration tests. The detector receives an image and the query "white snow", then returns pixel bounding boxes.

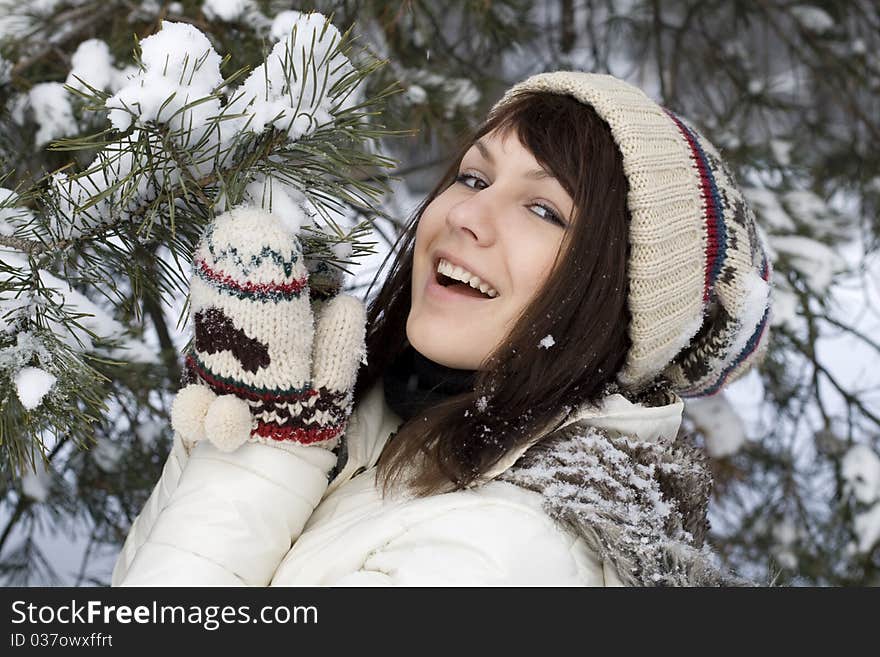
[0,332,51,374]
[768,279,799,329]
[106,22,224,134]
[771,518,799,570]
[135,419,164,449]
[769,139,792,166]
[243,179,309,233]
[0,187,36,236]
[202,0,248,23]
[28,82,77,147]
[66,39,115,93]
[711,267,770,374]
[1,252,158,361]
[767,70,799,96]
[852,504,880,554]
[743,188,795,231]
[476,395,489,413]
[269,9,305,42]
[538,334,555,349]
[14,366,57,410]
[768,234,847,294]
[684,394,746,457]
[842,444,880,505]
[783,190,844,240]
[405,85,427,104]
[0,54,10,85]
[790,6,834,33]
[90,437,125,472]
[407,72,480,119]
[21,464,51,502]
[49,133,159,240]
[45,15,357,243]
[331,240,353,261]
[228,14,355,140]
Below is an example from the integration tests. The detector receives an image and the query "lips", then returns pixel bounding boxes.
[426,265,497,303]
[431,250,499,295]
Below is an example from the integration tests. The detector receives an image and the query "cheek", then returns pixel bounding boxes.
[512,239,563,303]
[412,205,441,265]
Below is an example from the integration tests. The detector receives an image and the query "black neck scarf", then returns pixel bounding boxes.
[382,345,477,422]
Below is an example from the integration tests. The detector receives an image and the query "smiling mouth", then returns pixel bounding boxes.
[433,257,499,299]
[436,272,496,299]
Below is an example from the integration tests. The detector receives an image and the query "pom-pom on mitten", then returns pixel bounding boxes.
[203,394,253,452]
[171,384,216,450]
[171,206,366,454]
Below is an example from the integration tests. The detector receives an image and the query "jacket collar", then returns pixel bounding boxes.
[477,391,684,485]
[342,383,683,486]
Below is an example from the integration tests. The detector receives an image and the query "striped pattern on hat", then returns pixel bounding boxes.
[490,72,772,397]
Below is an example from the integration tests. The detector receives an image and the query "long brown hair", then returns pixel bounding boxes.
[353,91,634,496]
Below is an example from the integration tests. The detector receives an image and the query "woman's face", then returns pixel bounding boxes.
[407,128,575,369]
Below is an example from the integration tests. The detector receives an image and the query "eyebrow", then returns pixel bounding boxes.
[473,139,555,180]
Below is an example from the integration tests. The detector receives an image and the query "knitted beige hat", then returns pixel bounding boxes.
[491,72,773,397]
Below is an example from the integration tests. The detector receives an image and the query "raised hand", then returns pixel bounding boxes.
[170,207,366,454]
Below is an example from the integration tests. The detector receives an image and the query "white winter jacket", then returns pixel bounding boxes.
[112,383,684,586]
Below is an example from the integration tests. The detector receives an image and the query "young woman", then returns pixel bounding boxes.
[112,72,772,587]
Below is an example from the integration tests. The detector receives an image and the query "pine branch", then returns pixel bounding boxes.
[0,234,55,255]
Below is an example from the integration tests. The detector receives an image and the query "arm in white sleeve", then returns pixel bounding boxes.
[111,432,190,586]
[115,439,335,586]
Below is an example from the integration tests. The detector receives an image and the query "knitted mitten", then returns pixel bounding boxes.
[170,207,366,453]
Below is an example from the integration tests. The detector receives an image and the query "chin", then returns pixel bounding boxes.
[406,319,482,370]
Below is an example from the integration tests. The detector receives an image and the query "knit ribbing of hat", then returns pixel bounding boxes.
[663,109,727,305]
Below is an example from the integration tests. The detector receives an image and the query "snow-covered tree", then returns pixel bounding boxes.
[0,5,397,584]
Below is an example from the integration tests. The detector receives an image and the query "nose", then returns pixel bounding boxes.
[445,188,498,245]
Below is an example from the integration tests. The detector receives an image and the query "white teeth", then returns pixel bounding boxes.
[437,258,498,298]
[452,265,470,283]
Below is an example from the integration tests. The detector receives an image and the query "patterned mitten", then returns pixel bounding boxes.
[170,207,366,453]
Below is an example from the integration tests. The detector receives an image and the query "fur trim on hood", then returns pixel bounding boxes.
[498,420,753,586]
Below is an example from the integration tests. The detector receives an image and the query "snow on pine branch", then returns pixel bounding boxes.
[106,22,224,138]
[225,12,357,139]
[1,253,157,363]
[0,11,389,471]
[45,14,375,254]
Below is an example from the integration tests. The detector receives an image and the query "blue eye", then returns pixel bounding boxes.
[455,172,566,228]
[530,203,566,227]
[455,172,487,189]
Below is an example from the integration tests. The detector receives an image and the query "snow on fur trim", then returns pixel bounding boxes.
[498,421,753,586]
